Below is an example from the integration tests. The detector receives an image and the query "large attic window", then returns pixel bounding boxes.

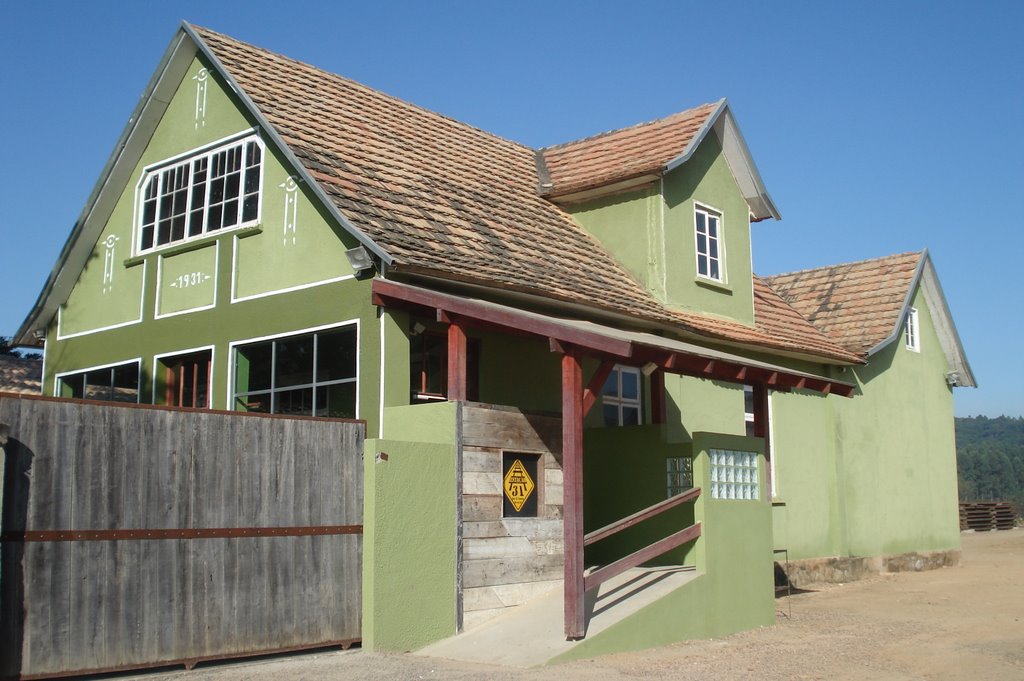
[137,133,263,252]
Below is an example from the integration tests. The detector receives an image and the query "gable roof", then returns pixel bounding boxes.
[765,251,975,386]
[537,100,780,221]
[17,23,856,365]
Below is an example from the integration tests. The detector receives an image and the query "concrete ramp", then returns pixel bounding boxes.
[416,566,700,668]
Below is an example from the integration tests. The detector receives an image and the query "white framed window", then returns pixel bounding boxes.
[137,134,263,252]
[744,385,776,497]
[905,307,920,352]
[233,324,357,418]
[56,360,141,403]
[694,204,723,282]
[601,365,641,426]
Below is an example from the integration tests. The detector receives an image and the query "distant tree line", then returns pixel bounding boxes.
[956,416,1024,511]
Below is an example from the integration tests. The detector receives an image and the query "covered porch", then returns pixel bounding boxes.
[369,278,855,647]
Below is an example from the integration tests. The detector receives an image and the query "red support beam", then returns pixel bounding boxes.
[752,382,771,494]
[582,360,615,417]
[561,351,586,640]
[650,369,666,424]
[447,320,467,401]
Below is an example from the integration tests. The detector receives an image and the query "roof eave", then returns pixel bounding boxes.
[16,28,196,345]
[664,99,781,222]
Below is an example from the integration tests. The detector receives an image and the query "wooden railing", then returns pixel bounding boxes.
[582,487,702,593]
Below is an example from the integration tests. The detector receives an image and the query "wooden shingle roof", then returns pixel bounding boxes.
[538,103,718,198]
[764,252,923,355]
[193,25,859,364]
[0,356,43,394]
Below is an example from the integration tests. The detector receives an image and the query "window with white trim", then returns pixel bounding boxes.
[233,325,357,418]
[138,135,263,252]
[694,205,723,282]
[601,365,641,426]
[57,362,140,403]
[905,307,920,352]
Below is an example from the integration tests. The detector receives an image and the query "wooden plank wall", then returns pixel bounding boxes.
[0,395,363,678]
[459,404,564,629]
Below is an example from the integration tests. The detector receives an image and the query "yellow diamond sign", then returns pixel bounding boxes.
[503,458,536,512]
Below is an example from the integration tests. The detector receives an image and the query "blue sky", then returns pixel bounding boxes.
[1,1,1021,417]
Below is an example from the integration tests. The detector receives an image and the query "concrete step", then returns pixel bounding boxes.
[415,565,700,668]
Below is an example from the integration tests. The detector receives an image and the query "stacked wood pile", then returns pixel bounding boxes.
[959,502,1018,531]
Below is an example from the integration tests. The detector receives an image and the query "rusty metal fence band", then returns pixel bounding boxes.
[1,525,363,542]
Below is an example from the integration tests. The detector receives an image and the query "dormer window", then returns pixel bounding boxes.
[137,134,263,252]
[694,204,723,282]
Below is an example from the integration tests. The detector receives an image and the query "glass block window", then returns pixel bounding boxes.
[138,135,263,252]
[666,456,693,498]
[710,449,759,500]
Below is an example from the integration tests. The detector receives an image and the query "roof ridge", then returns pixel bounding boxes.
[764,250,924,280]
[189,23,538,154]
[539,101,719,152]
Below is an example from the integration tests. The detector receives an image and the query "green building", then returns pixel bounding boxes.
[16,23,974,660]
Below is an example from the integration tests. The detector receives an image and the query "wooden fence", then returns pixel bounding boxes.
[0,393,364,679]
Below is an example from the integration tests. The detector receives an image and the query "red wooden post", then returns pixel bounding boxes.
[562,350,585,639]
[447,319,467,401]
[650,368,666,424]
[752,382,771,494]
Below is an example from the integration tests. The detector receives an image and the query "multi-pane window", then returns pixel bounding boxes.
[905,307,920,352]
[160,350,212,408]
[602,365,641,426]
[710,449,759,500]
[666,456,694,498]
[57,362,140,403]
[139,136,263,251]
[233,326,357,418]
[694,205,723,281]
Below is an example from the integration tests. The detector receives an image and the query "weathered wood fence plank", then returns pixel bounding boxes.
[0,394,364,678]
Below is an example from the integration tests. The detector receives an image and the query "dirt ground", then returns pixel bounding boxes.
[148,529,1023,681]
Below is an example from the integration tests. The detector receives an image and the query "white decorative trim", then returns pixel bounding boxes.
[56,260,147,340]
[225,318,361,418]
[378,312,386,438]
[280,176,301,246]
[151,344,216,405]
[102,235,120,294]
[154,241,219,320]
[230,274,355,304]
[192,67,208,129]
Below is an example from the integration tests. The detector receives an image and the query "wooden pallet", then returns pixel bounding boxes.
[959,501,1019,531]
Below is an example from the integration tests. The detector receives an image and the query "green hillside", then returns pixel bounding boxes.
[956,416,1024,512]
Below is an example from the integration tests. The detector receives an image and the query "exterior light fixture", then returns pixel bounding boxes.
[641,361,659,376]
[345,245,374,273]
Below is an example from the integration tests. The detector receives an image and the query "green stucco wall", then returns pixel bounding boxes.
[553,432,773,662]
[570,186,664,300]
[363,403,459,650]
[584,426,695,566]
[42,53,380,431]
[831,287,961,558]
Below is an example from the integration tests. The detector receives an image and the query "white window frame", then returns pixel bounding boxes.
[135,131,265,254]
[602,365,642,426]
[694,203,724,283]
[744,385,776,498]
[54,358,142,404]
[228,320,360,419]
[905,307,920,352]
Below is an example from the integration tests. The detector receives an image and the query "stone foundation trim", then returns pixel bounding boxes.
[780,549,961,587]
